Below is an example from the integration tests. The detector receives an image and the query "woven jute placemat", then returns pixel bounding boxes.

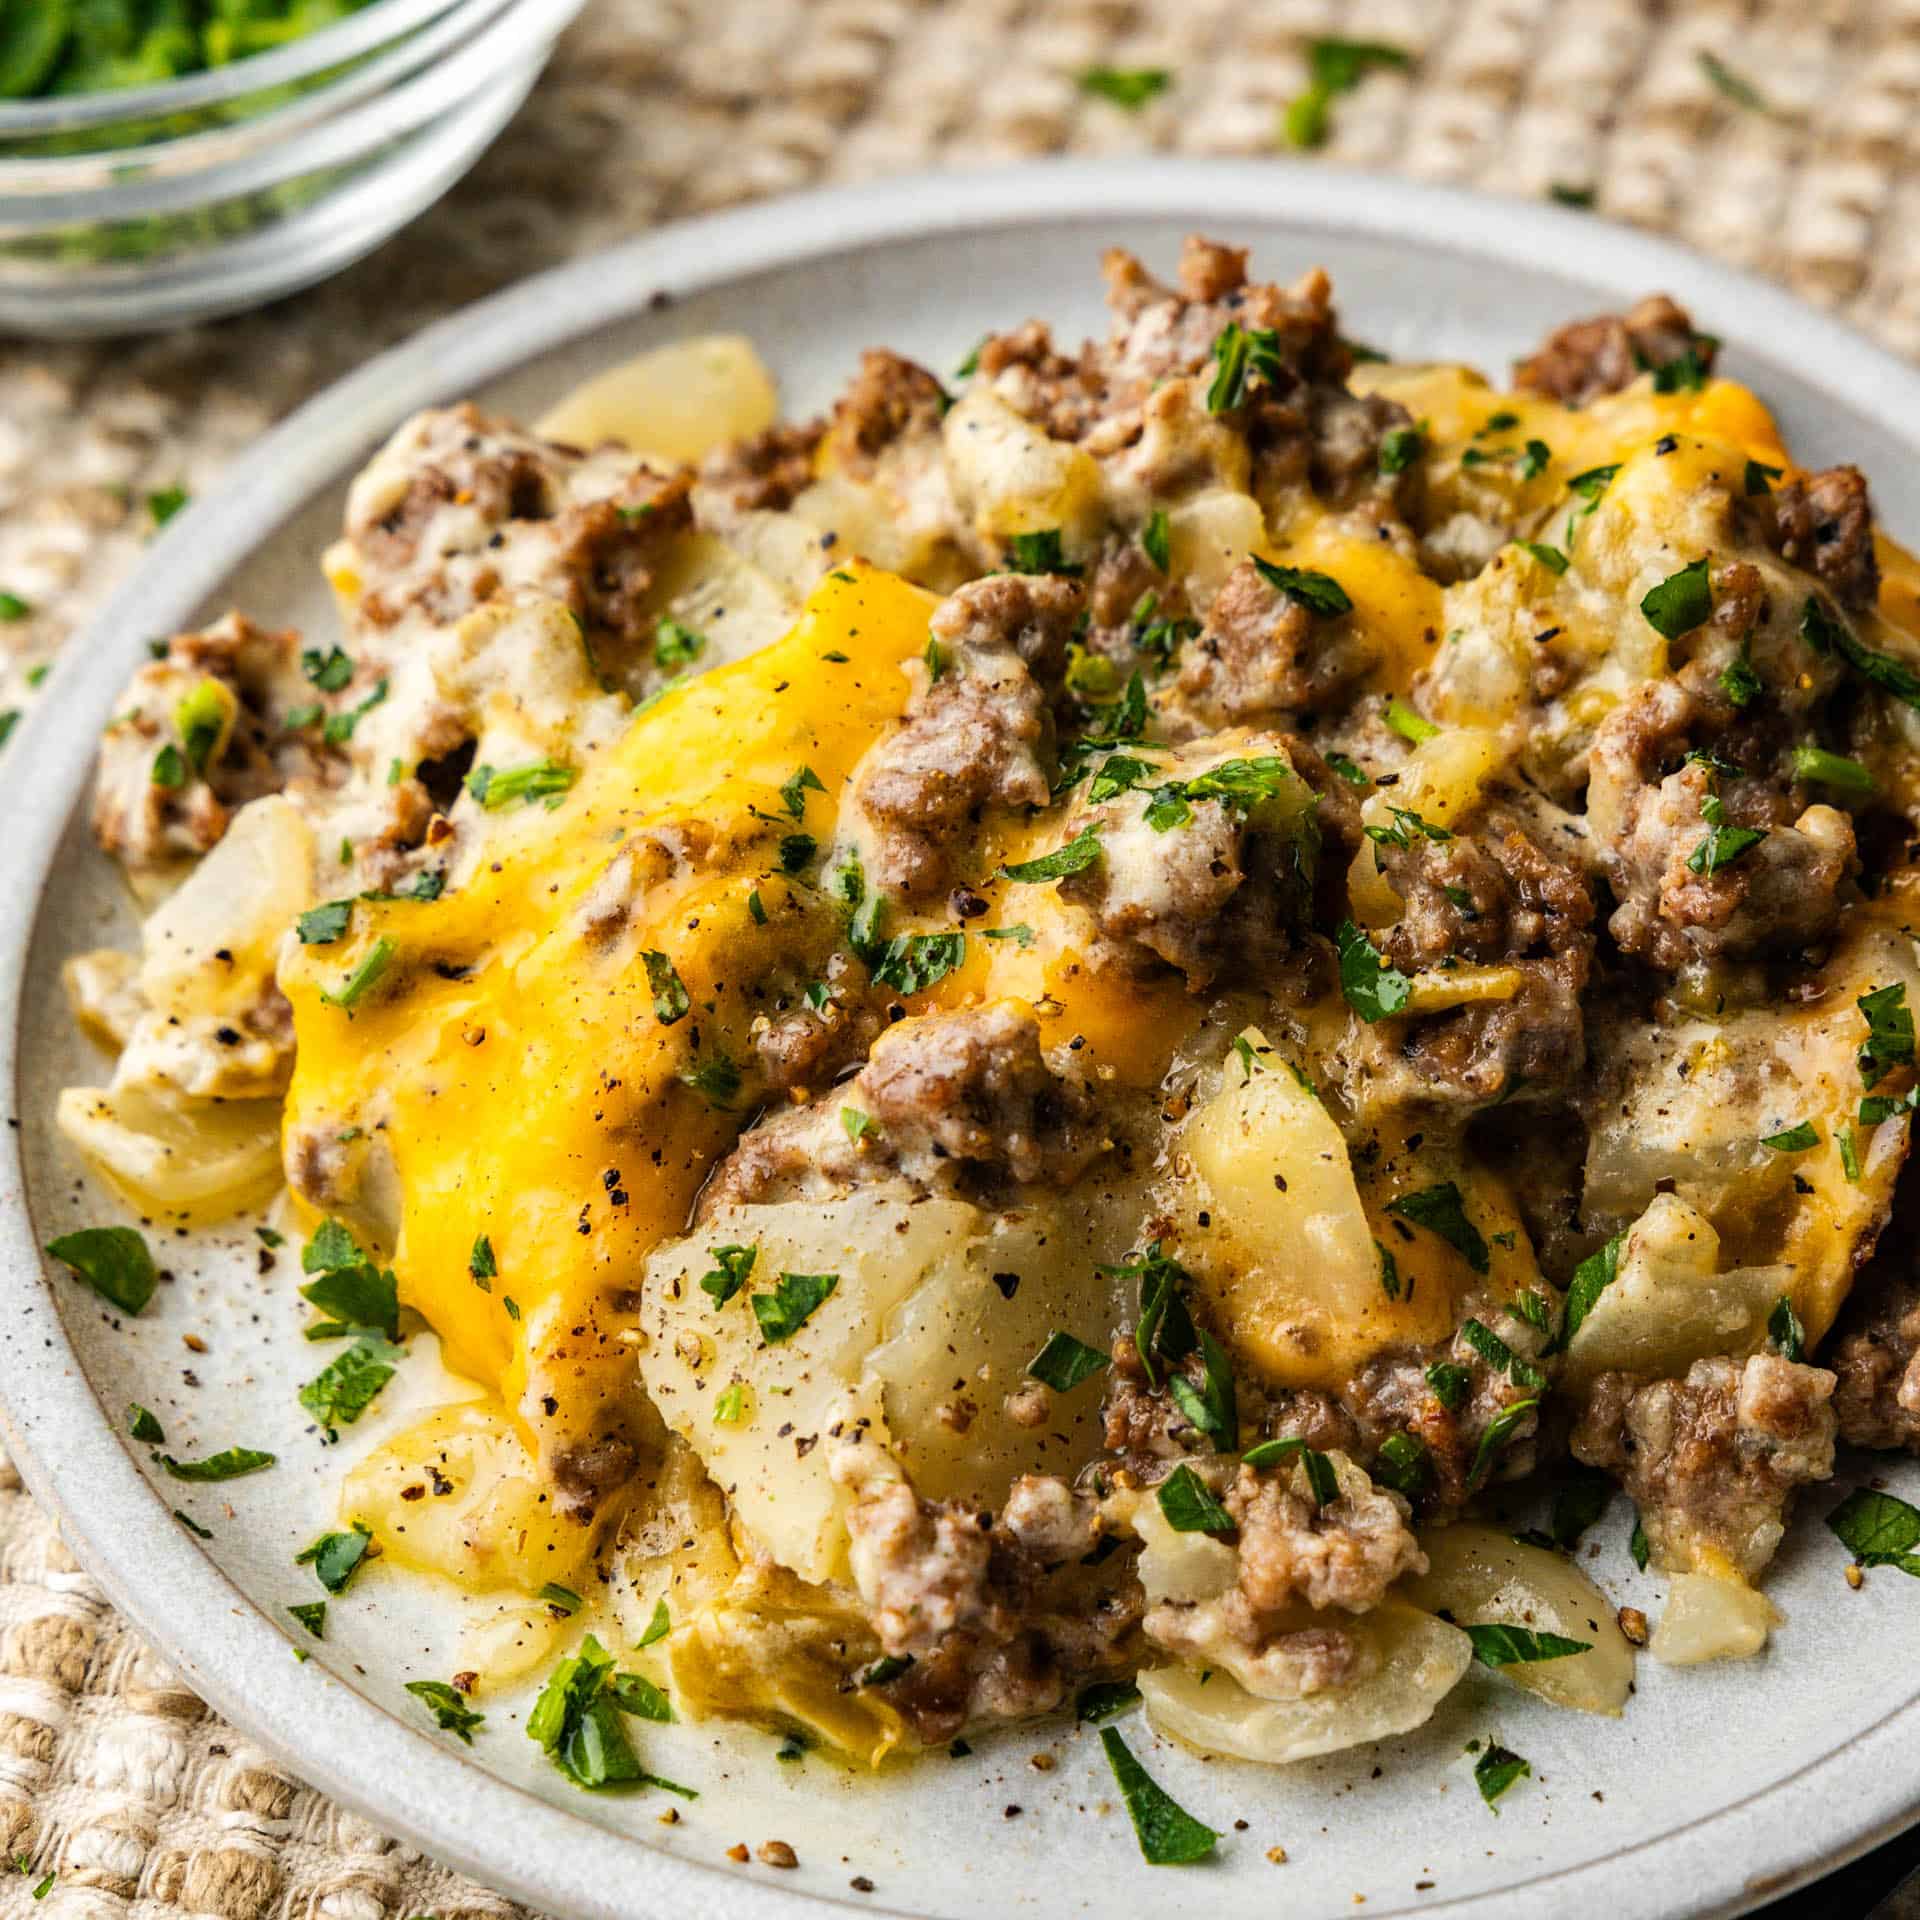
[2,3,1918,1914]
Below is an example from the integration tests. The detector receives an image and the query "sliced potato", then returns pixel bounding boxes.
[1650,1570,1779,1664]
[1139,1601,1471,1764]
[341,1402,598,1594]
[1165,489,1265,613]
[1563,1193,1783,1387]
[942,385,1104,560]
[139,794,312,1020]
[533,334,778,462]
[1402,1522,1634,1715]
[55,1084,281,1222]
[1347,726,1502,926]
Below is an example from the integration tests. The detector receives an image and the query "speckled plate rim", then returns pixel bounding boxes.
[5,158,1920,1920]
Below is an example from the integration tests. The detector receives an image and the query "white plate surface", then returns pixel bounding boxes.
[5,160,1920,1920]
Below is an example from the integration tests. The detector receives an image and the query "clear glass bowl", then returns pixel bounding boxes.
[0,0,586,337]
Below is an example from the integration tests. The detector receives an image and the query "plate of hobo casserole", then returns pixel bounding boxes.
[7,164,1920,1920]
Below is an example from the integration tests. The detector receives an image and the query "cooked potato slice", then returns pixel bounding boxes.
[942,385,1105,560]
[342,1402,598,1593]
[55,1084,282,1222]
[1139,1601,1471,1764]
[534,334,779,462]
[1402,1522,1634,1715]
[1650,1570,1779,1664]
[1347,726,1502,926]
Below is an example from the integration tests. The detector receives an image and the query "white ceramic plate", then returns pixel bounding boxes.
[6,160,1920,1920]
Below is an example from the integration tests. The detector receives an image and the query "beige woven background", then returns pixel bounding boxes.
[3,1,1920,1913]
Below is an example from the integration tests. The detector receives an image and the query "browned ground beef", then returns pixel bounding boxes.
[852,574,1079,897]
[1513,293,1714,406]
[1765,464,1881,612]
[1827,1251,1920,1452]
[696,421,823,513]
[821,349,950,477]
[1570,1354,1836,1577]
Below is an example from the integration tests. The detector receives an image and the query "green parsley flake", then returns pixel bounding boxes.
[1762,1120,1819,1153]
[1075,1680,1140,1723]
[1468,1396,1538,1490]
[527,1634,693,1794]
[751,1270,839,1344]
[295,1523,374,1594]
[1768,1294,1807,1362]
[1078,66,1171,108]
[407,1679,484,1745]
[1251,555,1352,617]
[1141,509,1171,572]
[148,485,189,527]
[466,758,576,810]
[713,1383,748,1425]
[288,1601,326,1638]
[1473,1736,1532,1810]
[1027,1331,1109,1393]
[1383,695,1439,743]
[1827,1487,1920,1575]
[297,900,353,945]
[642,950,689,1025]
[1374,1430,1431,1496]
[1458,1317,1546,1389]
[1386,1183,1490,1275]
[1002,826,1102,884]
[638,1598,672,1647]
[173,679,229,774]
[1155,1463,1234,1534]
[680,1051,742,1109]
[1335,918,1412,1023]
[150,743,187,789]
[1241,1436,1338,1505]
[1006,528,1076,574]
[1857,983,1915,1089]
[701,1244,756,1308]
[44,1226,157,1315]
[127,1404,165,1443]
[1641,558,1713,639]
[158,1447,275,1481]
[1517,540,1569,574]
[1466,1624,1591,1667]
[1100,1727,1219,1864]
[0,591,30,620]
[1790,745,1875,793]
[299,1338,401,1441]
[654,617,706,669]
[319,936,396,1011]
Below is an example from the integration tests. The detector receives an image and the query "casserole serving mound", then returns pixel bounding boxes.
[49,234,1920,1822]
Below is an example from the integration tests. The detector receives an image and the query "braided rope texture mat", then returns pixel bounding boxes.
[3,2,1920,1914]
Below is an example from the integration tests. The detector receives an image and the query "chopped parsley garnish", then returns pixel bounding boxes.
[1698,48,1766,111]
[1651,338,1717,393]
[746,889,767,925]
[1802,595,1920,713]
[296,900,353,945]
[318,936,396,1011]
[1155,1463,1234,1535]
[1101,1727,1218,1865]
[1386,1183,1490,1274]
[1109,1242,1195,1388]
[1517,540,1568,574]
[127,1404,164,1443]
[1827,1487,1920,1575]
[466,758,576,810]
[1472,1736,1531,1810]
[288,1601,326,1638]
[1790,744,1874,792]
[296,1523,374,1594]
[1857,983,1915,1089]
[751,1270,839,1344]
[1762,1120,1819,1153]
[1027,1332,1110,1393]
[713,1383,748,1424]
[1078,65,1170,108]
[527,1634,693,1793]
[1364,805,1452,851]
[1567,463,1619,503]
[0,591,29,620]
[150,743,186,789]
[1251,555,1352,617]
[406,1680,484,1745]
[1720,643,1762,709]
[148,485,189,527]
[1768,1294,1806,1362]
[1549,182,1596,208]
[1282,36,1411,150]
[1205,320,1286,411]
[1141,509,1171,572]
[1325,751,1369,786]
[299,1337,402,1441]
[983,922,1034,945]
[867,930,966,993]
[1076,1681,1141,1724]
[637,1598,671,1647]
[1376,1238,1402,1302]
[1685,785,1766,877]
[779,764,825,820]
[1373,1430,1431,1495]
[1745,459,1784,496]
[322,677,387,747]
[1458,1317,1545,1388]
[1002,826,1102,884]
[1168,1328,1238,1444]
[1006,528,1076,574]
[1383,694,1439,743]
[302,645,354,692]
[1641,558,1713,639]
[1335,918,1412,1023]
[158,1447,275,1482]
[1838,1124,1862,1183]
[1378,425,1424,475]
[841,1106,874,1146]
[299,1241,400,1340]
[539,1583,583,1616]
[1553,1230,1624,1352]
[777,832,816,873]
[641,950,689,1025]
[1466,1625,1591,1667]
[1241,1436,1338,1505]
[700,1244,756,1308]
[679,1050,742,1108]
[1630,1517,1650,1570]
[654,617,706,669]
[1467,1396,1538,1490]
[44,1226,156,1315]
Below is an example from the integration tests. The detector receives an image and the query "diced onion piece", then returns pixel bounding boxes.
[55,1084,281,1222]
[1402,1522,1634,1716]
[533,334,778,462]
[1139,1602,1471,1764]
[1403,964,1526,1012]
[1166,490,1266,614]
[139,794,313,1020]
[64,949,142,1052]
[1650,1570,1779,1664]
